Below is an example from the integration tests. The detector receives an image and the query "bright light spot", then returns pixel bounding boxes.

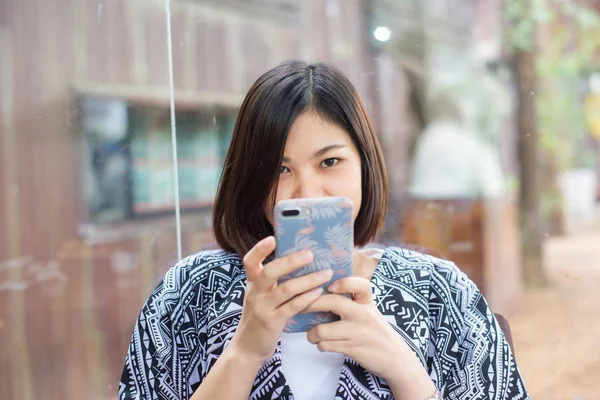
[373,26,391,42]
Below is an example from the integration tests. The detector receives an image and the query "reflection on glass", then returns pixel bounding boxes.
[79,97,235,223]
[80,97,130,222]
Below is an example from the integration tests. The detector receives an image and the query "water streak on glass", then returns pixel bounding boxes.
[164,0,183,261]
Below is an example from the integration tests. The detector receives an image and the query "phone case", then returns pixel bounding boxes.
[274,196,354,333]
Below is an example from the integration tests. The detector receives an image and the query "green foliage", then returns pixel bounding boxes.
[504,0,536,51]
[504,0,600,227]
[504,0,600,170]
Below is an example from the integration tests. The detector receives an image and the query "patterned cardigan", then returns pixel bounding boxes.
[119,247,529,399]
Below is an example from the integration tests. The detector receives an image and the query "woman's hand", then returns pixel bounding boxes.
[229,236,332,365]
[304,277,436,400]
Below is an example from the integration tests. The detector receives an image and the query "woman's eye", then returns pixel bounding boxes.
[320,158,339,168]
[280,166,290,174]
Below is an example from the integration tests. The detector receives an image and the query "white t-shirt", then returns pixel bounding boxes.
[280,332,345,399]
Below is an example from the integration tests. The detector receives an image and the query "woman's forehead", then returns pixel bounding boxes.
[285,112,353,150]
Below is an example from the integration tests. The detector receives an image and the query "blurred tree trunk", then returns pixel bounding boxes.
[512,47,549,288]
[541,152,565,236]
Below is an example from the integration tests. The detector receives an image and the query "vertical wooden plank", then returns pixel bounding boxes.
[34,0,75,397]
[38,0,64,259]
[337,0,367,92]
[85,0,110,82]
[2,1,35,396]
[82,245,105,398]
[106,244,124,398]
[224,13,246,94]
[194,10,233,93]
[195,11,211,91]
[0,21,9,396]
[2,1,21,262]
[299,0,329,61]
[72,0,88,79]
[16,0,42,259]
[54,245,77,400]
[171,8,187,90]
[48,0,79,390]
[95,243,126,399]
[102,0,135,85]
[268,15,299,80]
[140,233,155,302]
[64,245,88,399]
[241,23,265,89]
[106,0,118,83]
[156,227,179,282]
[0,0,8,30]
[113,0,135,84]
[0,0,10,262]
[24,0,49,394]
[55,14,79,254]
[117,238,144,367]
[184,8,198,92]
[0,5,16,400]
[145,2,169,87]
[197,10,235,93]
[130,0,148,85]
[0,30,12,263]
[215,21,233,93]
[48,260,69,400]
[28,0,68,393]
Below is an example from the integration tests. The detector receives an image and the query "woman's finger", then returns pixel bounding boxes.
[328,277,373,304]
[303,294,357,318]
[275,286,324,320]
[315,340,349,354]
[269,269,332,307]
[254,250,313,292]
[307,320,353,344]
[242,236,276,281]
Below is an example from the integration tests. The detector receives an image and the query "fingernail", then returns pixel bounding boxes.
[312,287,324,296]
[328,281,339,292]
[300,251,313,263]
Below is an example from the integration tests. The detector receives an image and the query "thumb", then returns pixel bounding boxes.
[245,263,263,282]
[243,236,275,281]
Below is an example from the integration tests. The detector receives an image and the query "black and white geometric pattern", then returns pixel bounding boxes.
[119,247,529,399]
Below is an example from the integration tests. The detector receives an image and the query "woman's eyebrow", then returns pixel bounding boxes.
[313,144,346,158]
[282,144,347,163]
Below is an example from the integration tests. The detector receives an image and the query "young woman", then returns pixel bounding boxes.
[119,61,529,400]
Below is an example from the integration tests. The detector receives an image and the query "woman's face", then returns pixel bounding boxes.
[265,110,363,225]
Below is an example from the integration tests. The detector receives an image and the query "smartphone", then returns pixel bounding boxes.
[274,196,354,333]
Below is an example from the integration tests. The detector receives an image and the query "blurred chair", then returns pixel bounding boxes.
[493,313,515,356]
[399,199,486,292]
